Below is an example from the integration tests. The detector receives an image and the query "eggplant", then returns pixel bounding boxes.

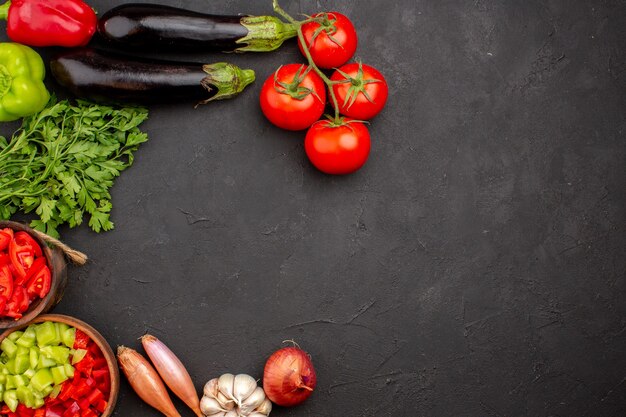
[50,48,255,105]
[98,3,297,53]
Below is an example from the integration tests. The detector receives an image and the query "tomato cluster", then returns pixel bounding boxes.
[260,11,388,175]
[0,229,51,320]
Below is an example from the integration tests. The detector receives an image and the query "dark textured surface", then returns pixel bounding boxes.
[3,0,626,416]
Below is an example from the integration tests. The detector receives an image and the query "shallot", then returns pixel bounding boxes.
[263,345,316,407]
[142,334,203,417]
[117,346,181,417]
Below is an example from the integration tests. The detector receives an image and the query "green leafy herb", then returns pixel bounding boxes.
[0,97,149,237]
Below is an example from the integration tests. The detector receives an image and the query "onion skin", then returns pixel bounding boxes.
[142,335,203,417]
[117,346,181,417]
[263,346,317,407]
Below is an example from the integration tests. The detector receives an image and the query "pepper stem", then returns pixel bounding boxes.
[0,1,10,21]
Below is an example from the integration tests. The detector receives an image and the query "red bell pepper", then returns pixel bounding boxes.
[94,401,106,414]
[0,0,97,47]
[73,330,90,350]
[15,404,34,417]
[0,229,11,251]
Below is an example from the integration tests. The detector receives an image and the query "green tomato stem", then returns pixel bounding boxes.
[272,0,297,24]
[273,0,342,123]
[296,27,341,122]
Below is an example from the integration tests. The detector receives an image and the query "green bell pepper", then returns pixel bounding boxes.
[0,43,49,122]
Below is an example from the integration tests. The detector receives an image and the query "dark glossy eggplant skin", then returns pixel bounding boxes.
[50,48,255,105]
[50,48,215,104]
[98,3,249,52]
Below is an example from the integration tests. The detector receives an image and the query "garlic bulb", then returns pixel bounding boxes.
[201,374,271,417]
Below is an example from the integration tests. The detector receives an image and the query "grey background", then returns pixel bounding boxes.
[3,0,626,416]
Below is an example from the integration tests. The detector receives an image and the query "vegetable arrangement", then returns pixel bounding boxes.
[0,0,383,414]
[118,336,316,416]
[0,323,111,416]
[0,229,50,320]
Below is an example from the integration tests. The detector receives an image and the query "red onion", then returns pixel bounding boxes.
[262,345,317,407]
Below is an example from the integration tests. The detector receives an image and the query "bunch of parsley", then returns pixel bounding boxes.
[0,98,149,237]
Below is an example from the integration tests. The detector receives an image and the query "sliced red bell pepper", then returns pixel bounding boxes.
[77,400,90,411]
[91,369,107,380]
[15,404,34,417]
[57,382,76,402]
[44,404,64,417]
[26,264,51,299]
[73,330,90,350]
[32,409,45,417]
[0,252,10,266]
[61,402,80,417]
[0,405,10,414]
[80,409,97,417]
[70,380,91,401]
[74,355,94,376]
[94,401,106,414]
[85,389,103,406]
[0,263,13,300]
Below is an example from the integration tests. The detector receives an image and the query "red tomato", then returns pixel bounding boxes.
[17,257,45,287]
[5,286,28,318]
[260,64,326,131]
[305,119,371,175]
[26,264,51,298]
[331,63,389,120]
[0,253,9,266]
[298,12,357,69]
[0,264,13,300]
[0,230,11,251]
[14,231,43,258]
[9,234,37,279]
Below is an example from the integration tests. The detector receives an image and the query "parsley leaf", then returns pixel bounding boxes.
[0,97,149,236]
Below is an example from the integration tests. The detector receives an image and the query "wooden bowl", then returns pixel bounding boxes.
[0,221,68,329]
[0,314,120,417]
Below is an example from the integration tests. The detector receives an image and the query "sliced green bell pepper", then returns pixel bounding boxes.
[0,43,50,122]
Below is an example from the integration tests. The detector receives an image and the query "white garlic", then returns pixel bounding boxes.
[201,373,271,416]
[217,392,236,410]
[256,399,272,415]
[233,374,257,404]
[239,387,265,415]
[200,397,224,415]
[204,378,219,398]
[218,373,236,400]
